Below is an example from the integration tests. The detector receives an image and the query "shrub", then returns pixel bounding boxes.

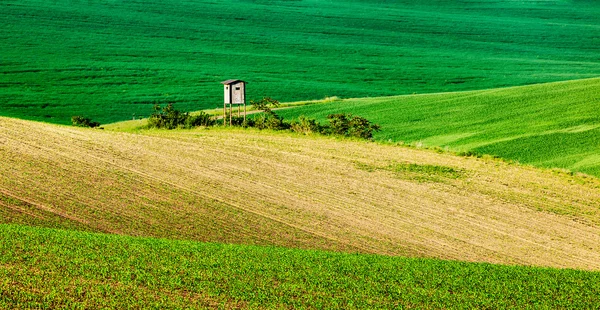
[158,103,187,129]
[186,111,215,127]
[241,117,255,128]
[222,114,246,127]
[71,116,100,128]
[327,113,350,136]
[147,103,215,129]
[457,150,480,158]
[246,109,379,140]
[250,97,290,130]
[250,97,280,114]
[253,113,289,130]
[327,113,381,139]
[140,99,379,141]
[348,114,381,139]
[290,115,322,135]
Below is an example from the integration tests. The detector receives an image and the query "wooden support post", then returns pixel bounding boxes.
[244,103,246,123]
[238,104,240,117]
[229,104,232,126]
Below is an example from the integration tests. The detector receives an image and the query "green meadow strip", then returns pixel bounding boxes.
[279,78,600,177]
[1,224,599,308]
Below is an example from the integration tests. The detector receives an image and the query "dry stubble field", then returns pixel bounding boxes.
[1,117,600,270]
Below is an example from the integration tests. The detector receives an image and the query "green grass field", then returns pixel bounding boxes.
[278,78,600,177]
[2,0,600,124]
[3,0,600,307]
[2,224,600,308]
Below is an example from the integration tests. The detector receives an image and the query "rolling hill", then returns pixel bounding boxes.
[2,117,600,271]
[3,0,600,307]
[2,0,600,124]
[278,77,600,177]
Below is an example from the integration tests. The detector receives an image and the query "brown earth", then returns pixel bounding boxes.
[1,117,600,270]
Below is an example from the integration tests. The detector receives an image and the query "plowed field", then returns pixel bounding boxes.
[2,117,600,270]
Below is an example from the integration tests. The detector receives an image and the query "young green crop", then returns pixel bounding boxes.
[278,78,600,177]
[1,224,599,308]
[1,0,599,124]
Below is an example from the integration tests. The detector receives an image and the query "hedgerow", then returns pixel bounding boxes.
[146,103,215,129]
[249,97,380,140]
[145,99,381,140]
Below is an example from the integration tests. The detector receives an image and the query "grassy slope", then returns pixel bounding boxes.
[2,0,600,124]
[278,78,600,177]
[2,224,600,309]
[2,117,600,270]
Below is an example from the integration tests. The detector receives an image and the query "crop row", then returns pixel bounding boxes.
[2,224,600,308]
[278,78,600,177]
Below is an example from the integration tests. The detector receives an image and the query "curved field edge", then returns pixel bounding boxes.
[2,117,600,270]
[277,77,600,177]
[2,224,600,309]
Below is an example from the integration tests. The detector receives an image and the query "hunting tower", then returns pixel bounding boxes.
[221,79,246,126]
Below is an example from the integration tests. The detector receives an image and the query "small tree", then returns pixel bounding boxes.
[348,115,381,139]
[250,97,288,130]
[251,97,280,114]
[327,113,350,136]
[162,103,187,129]
[71,116,100,128]
[327,113,380,139]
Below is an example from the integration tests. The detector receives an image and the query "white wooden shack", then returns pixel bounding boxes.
[221,79,246,126]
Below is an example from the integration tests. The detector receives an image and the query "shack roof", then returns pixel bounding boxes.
[221,79,246,85]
